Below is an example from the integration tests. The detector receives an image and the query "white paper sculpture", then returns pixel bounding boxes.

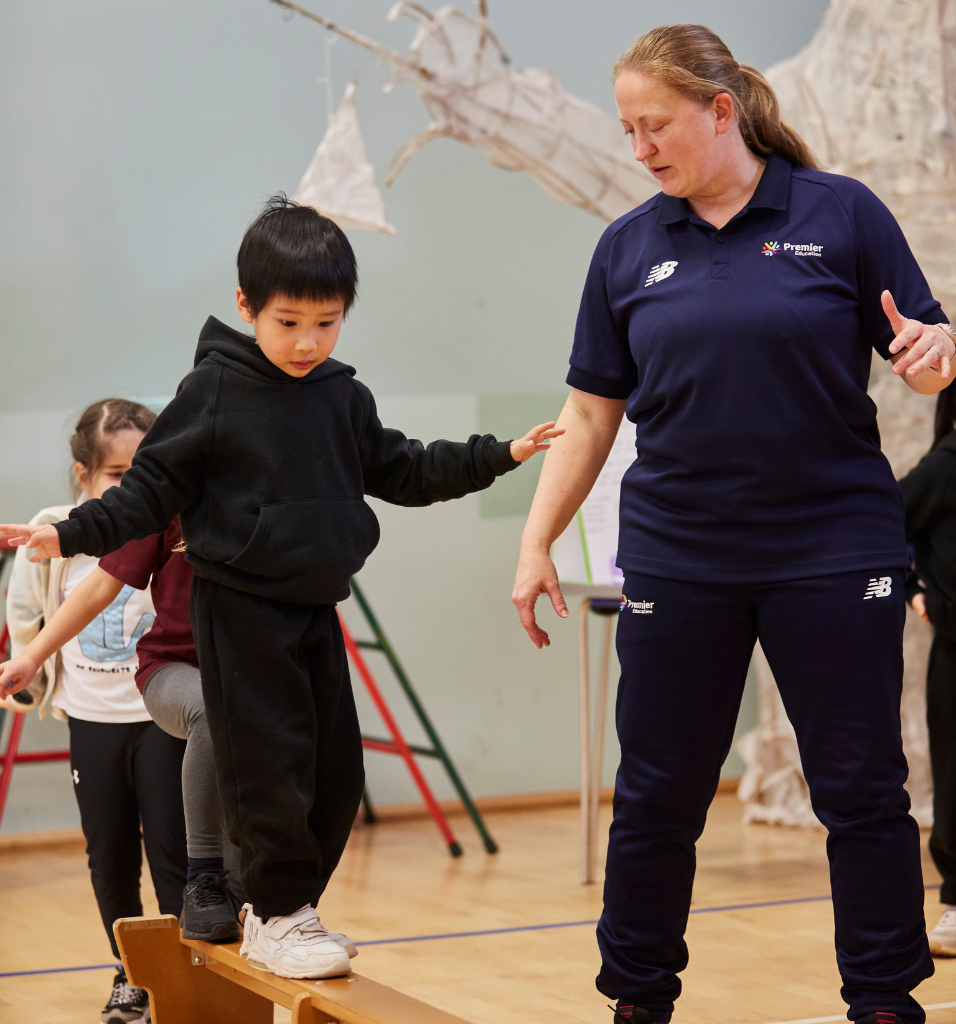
[295,82,397,235]
[272,0,659,223]
[737,0,956,829]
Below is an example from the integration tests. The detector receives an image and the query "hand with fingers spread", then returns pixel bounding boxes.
[510,422,566,464]
[884,290,956,393]
[0,523,62,562]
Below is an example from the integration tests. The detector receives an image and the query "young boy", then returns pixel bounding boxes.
[2,196,562,980]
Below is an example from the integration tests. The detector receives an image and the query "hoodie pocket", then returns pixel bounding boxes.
[226,498,380,580]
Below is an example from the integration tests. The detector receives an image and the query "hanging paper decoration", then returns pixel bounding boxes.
[294,82,397,235]
[272,0,658,223]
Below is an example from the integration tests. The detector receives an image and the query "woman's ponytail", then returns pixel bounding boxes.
[614,24,820,171]
[735,64,818,169]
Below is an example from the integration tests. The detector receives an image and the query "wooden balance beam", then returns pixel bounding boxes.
[114,915,472,1024]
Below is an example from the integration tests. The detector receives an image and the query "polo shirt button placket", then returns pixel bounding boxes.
[713,231,729,280]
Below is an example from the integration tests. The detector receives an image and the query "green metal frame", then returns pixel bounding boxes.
[350,579,498,854]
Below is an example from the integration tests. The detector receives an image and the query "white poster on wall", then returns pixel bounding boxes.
[551,418,636,587]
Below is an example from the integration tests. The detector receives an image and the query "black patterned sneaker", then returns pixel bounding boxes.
[100,969,150,1024]
[855,1015,902,1024]
[180,872,241,942]
[612,1005,669,1024]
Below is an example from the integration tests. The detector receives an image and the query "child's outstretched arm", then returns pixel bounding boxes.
[2,368,213,562]
[0,567,123,705]
[359,386,564,507]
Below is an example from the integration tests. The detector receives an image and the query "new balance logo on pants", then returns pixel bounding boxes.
[863,577,892,600]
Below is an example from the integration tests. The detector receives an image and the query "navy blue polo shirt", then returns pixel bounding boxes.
[568,154,945,583]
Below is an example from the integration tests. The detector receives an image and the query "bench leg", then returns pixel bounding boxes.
[114,916,273,1024]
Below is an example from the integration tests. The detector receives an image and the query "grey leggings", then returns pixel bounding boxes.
[142,662,228,860]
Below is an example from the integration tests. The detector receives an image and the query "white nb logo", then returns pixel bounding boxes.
[72,769,80,785]
[863,577,892,600]
[645,260,678,287]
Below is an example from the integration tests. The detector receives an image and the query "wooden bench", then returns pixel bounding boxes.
[115,915,471,1024]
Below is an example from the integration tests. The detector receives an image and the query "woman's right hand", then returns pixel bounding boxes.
[911,591,930,624]
[0,655,39,700]
[512,547,569,649]
[0,524,62,562]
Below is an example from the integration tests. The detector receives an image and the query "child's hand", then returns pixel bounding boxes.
[0,524,62,562]
[0,655,39,700]
[510,422,566,464]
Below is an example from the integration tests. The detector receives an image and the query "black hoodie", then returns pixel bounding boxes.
[899,430,956,638]
[56,317,520,604]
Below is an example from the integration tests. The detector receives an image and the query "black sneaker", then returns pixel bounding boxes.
[855,1016,902,1024]
[180,871,241,942]
[613,1005,668,1024]
[101,969,150,1024]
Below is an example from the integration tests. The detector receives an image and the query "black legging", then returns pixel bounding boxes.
[68,717,187,959]
[928,633,956,905]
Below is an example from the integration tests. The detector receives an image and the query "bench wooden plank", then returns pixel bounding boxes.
[115,914,473,1024]
[114,916,272,1024]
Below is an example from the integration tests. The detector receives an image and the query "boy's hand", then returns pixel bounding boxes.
[0,524,62,562]
[0,655,39,700]
[911,591,930,623]
[510,422,566,464]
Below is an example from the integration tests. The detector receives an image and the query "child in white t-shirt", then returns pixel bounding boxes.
[3,399,185,1024]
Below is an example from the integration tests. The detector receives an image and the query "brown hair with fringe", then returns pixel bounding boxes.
[614,24,820,170]
[70,399,156,501]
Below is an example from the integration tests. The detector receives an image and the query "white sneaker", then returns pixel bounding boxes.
[239,904,352,979]
[928,905,956,957]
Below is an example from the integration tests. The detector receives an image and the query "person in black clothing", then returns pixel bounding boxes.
[1,195,562,980]
[900,370,956,957]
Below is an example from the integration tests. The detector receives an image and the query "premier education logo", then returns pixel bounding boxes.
[763,240,824,258]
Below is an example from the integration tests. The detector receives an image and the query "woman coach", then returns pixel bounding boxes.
[512,24,956,1024]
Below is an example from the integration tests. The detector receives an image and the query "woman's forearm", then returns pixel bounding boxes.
[21,567,124,667]
[520,390,626,553]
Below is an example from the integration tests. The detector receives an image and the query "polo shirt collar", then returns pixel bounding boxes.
[656,153,792,225]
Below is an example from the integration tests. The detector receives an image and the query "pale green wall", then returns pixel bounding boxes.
[0,0,827,831]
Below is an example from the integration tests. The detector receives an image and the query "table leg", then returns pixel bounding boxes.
[587,613,614,884]
[579,598,592,884]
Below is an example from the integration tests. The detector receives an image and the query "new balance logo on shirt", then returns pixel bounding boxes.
[645,261,678,287]
[863,577,892,599]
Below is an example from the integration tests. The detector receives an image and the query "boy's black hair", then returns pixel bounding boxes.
[237,194,358,317]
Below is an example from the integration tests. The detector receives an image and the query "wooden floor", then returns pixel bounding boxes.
[1,795,955,1024]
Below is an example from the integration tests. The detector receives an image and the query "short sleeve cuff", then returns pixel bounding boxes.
[566,366,635,400]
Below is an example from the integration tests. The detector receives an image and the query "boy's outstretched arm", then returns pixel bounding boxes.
[359,385,563,506]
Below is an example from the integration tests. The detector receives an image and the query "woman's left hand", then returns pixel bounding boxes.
[884,290,955,392]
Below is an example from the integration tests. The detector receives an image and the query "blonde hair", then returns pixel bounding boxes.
[614,24,819,170]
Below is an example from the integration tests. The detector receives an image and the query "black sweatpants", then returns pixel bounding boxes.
[68,717,187,959]
[600,570,933,1024]
[927,633,956,904]
[189,576,365,920]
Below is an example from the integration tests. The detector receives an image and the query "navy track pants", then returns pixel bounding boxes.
[597,569,933,1023]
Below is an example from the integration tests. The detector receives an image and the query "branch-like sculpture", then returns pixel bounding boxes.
[271,0,657,222]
